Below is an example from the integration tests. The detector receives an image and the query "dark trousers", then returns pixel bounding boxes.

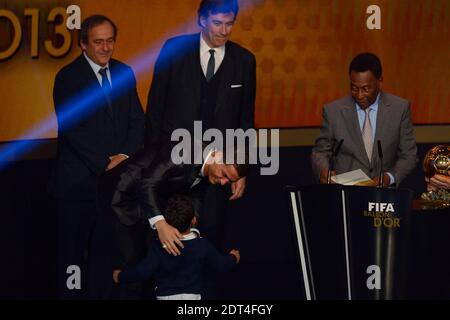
[199,184,230,300]
[56,198,115,300]
[199,184,229,250]
[97,165,156,300]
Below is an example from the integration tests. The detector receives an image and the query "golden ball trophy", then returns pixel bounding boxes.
[420,145,450,208]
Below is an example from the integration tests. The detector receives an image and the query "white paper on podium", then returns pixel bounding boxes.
[330,169,373,185]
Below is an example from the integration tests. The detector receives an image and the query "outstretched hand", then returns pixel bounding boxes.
[229,249,240,263]
[319,169,336,184]
[427,173,450,191]
[372,173,391,187]
[106,154,128,171]
[112,269,121,284]
[230,177,246,200]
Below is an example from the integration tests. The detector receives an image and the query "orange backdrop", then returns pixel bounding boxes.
[0,0,449,142]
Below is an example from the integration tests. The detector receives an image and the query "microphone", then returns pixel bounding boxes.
[327,139,344,184]
[377,140,383,188]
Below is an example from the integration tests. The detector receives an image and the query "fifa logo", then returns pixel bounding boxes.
[364,202,400,228]
[368,202,394,212]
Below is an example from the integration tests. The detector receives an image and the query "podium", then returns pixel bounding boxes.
[287,184,413,300]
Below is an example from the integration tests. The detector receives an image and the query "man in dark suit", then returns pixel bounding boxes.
[49,15,145,299]
[112,142,247,254]
[311,52,417,187]
[110,141,247,298]
[145,0,256,249]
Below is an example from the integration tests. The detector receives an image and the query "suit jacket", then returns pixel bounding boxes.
[111,143,206,226]
[311,92,418,186]
[144,33,256,145]
[49,54,145,199]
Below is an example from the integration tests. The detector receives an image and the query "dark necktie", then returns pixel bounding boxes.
[99,67,112,113]
[206,49,215,82]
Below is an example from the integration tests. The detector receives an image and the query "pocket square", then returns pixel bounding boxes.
[231,84,243,88]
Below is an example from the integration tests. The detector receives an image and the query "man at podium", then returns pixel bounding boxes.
[311,52,417,187]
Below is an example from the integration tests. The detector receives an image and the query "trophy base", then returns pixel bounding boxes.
[419,190,450,209]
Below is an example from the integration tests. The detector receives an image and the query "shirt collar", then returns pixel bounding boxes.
[181,228,201,241]
[200,32,225,57]
[83,51,109,75]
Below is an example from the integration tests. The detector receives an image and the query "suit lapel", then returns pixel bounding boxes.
[372,92,390,167]
[108,61,120,121]
[101,60,115,120]
[187,34,202,117]
[341,97,371,166]
[188,164,204,189]
[215,44,234,117]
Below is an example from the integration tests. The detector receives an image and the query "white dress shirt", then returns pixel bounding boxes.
[200,33,225,78]
[83,52,112,87]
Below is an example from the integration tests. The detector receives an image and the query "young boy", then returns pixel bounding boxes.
[113,194,240,300]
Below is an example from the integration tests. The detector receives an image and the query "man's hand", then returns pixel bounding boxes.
[426,177,436,191]
[155,220,184,256]
[425,177,437,191]
[229,249,240,263]
[229,177,246,200]
[319,169,336,184]
[106,154,128,171]
[372,173,391,187]
[113,269,121,284]
[427,173,450,191]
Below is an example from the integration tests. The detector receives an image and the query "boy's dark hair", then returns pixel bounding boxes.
[349,52,382,79]
[164,194,195,233]
[79,14,118,47]
[197,0,239,27]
